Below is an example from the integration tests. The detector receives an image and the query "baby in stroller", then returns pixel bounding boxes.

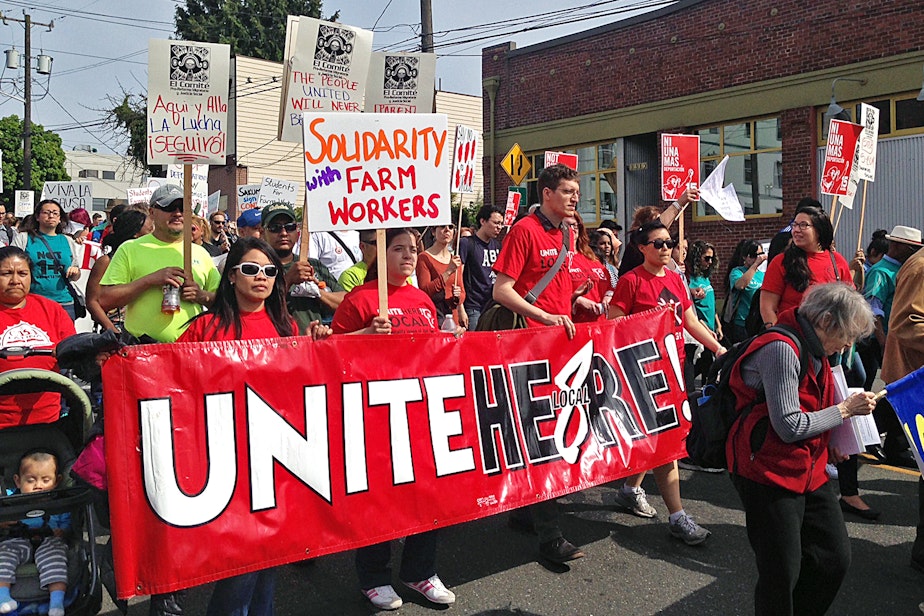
[0,449,69,616]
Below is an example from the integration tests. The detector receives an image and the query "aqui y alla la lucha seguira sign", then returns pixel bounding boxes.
[660,134,700,202]
[277,16,373,143]
[147,39,231,165]
[302,113,451,232]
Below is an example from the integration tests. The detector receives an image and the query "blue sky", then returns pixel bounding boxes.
[0,0,671,155]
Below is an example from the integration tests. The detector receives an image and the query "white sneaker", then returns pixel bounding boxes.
[614,487,657,518]
[826,463,839,480]
[403,574,456,605]
[361,585,402,610]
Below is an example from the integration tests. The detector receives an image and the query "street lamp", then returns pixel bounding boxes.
[824,77,867,125]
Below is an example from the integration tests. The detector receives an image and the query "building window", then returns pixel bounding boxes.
[523,141,619,226]
[694,116,782,220]
[818,92,924,141]
[102,170,116,180]
[78,169,98,179]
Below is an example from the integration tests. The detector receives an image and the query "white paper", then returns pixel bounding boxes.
[14,190,33,217]
[857,103,880,182]
[41,182,93,212]
[237,184,261,210]
[700,155,745,221]
[257,177,299,209]
[167,164,209,216]
[364,52,436,114]
[829,371,880,455]
[451,125,479,194]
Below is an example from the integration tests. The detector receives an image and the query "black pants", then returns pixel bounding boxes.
[874,398,909,456]
[913,478,924,567]
[355,530,439,589]
[731,475,850,616]
[836,455,859,497]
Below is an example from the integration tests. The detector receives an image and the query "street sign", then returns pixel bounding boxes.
[501,143,531,185]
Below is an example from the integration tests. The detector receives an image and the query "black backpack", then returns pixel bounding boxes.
[685,324,808,470]
[743,289,765,337]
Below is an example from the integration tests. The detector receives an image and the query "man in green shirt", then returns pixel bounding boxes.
[338,229,377,292]
[100,184,219,343]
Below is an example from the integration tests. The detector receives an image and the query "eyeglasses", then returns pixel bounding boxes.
[266,222,298,234]
[643,238,678,250]
[791,221,814,231]
[702,255,715,262]
[557,187,581,198]
[156,202,184,213]
[39,210,60,217]
[233,262,278,277]
[211,219,227,226]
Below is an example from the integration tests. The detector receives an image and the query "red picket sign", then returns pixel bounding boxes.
[821,119,864,196]
[104,307,690,597]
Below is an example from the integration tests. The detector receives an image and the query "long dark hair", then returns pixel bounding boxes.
[103,209,147,256]
[686,239,718,278]
[782,201,834,292]
[22,200,69,235]
[186,237,294,339]
[364,228,417,283]
[725,239,761,292]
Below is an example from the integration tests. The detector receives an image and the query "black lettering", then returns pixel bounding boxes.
[615,340,679,434]
[586,353,644,446]
[470,366,524,474]
[509,361,560,463]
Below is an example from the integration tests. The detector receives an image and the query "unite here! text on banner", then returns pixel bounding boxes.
[277,16,373,143]
[660,134,700,201]
[821,119,864,197]
[147,39,230,166]
[103,308,690,597]
[302,113,451,231]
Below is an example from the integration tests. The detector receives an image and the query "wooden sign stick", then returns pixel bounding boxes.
[833,201,846,236]
[299,193,310,262]
[856,181,869,253]
[376,229,388,319]
[183,165,193,279]
[454,205,465,323]
[829,194,839,225]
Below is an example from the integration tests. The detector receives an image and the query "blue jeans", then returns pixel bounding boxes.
[61,302,76,321]
[466,307,482,331]
[205,570,276,616]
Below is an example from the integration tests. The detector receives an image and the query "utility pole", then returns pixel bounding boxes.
[1,12,54,192]
[420,0,433,53]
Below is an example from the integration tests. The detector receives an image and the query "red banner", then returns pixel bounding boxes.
[104,308,690,597]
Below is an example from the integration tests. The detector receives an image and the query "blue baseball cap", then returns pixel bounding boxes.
[236,208,261,228]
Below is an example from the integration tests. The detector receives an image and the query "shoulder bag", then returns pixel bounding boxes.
[34,233,87,318]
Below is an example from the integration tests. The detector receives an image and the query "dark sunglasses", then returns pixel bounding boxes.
[702,255,715,262]
[266,222,298,234]
[644,238,678,250]
[233,262,278,277]
[156,202,184,213]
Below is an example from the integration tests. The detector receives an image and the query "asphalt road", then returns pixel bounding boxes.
[101,459,923,616]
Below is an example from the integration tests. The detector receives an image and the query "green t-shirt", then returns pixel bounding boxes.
[689,273,717,331]
[863,256,901,332]
[338,262,368,292]
[100,234,220,342]
[727,266,764,326]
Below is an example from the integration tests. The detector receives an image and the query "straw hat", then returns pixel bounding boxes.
[885,225,923,246]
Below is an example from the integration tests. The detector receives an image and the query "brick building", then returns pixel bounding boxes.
[481,0,924,277]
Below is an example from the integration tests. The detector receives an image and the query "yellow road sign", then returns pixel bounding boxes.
[501,143,531,185]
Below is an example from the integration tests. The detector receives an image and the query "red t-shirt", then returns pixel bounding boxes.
[568,252,615,323]
[611,265,692,318]
[0,294,76,429]
[178,310,295,342]
[492,213,571,327]
[762,250,853,313]
[331,281,439,334]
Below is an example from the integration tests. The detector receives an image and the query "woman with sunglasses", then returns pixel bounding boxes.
[686,240,722,379]
[608,220,724,545]
[178,237,330,616]
[417,223,467,328]
[722,239,767,345]
[331,228,457,611]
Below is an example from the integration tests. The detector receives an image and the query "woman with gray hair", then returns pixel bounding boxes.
[726,282,876,616]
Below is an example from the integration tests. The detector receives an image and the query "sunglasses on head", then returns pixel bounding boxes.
[156,202,184,213]
[266,222,298,234]
[233,262,278,277]
[644,238,678,250]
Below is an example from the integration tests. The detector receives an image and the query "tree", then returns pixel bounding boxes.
[106,93,157,176]
[175,0,335,63]
[0,115,69,206]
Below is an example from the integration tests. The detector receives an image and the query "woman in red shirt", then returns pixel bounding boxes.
[416,223,466,328]
[179,237,330,616]
[331,228,456,611]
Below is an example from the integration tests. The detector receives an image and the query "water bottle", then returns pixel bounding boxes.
[440,314,457,333]
[161,284,181,314]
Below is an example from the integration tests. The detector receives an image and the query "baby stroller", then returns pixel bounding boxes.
[0,346,102,615]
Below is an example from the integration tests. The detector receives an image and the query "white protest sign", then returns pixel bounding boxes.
[451,125,478,194]
[207,190,221,216]
[127,187,154,205]
[544,151,578,170]
[167,164,209,215]
[40,182,93,212]
[302,113,451,231]
[699,156,745,221]
[257,177,299,208]
[147,39,231,165]
[857,103,880,182]
[237,184,261,210]
[15,190,33,217]
[364,52,436,114]
[277,17,373,143]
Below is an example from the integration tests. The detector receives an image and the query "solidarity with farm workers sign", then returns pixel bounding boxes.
[302,112,451,231]
[104,308,690,596]
[147,39,230,165]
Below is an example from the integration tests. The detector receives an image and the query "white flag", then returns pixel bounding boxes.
[700,155,745,221]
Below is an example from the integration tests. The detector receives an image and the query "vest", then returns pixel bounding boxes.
[726,311,833,493]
